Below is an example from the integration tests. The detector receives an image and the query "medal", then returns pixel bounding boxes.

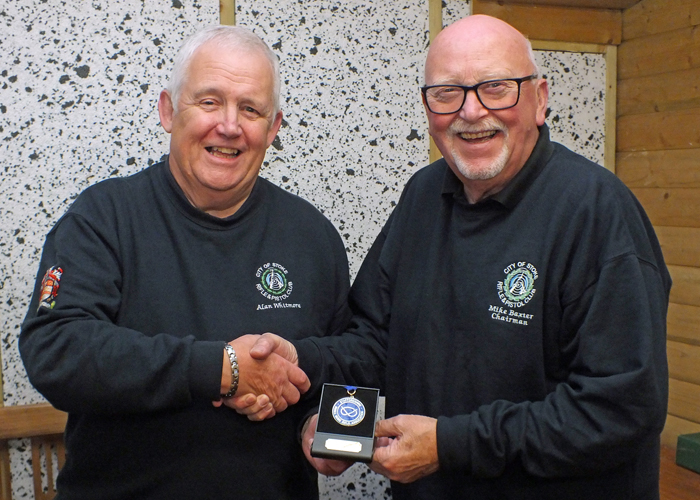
[331,386,366,427]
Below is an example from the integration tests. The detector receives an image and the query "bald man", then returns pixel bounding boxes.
[241,15,671,500]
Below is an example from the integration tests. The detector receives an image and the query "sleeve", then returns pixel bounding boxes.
[437,254,670,478]
[19,211,225,416]
[294,220,392,393]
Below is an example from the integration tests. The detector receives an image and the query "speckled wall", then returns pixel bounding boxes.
[1,0,606,498]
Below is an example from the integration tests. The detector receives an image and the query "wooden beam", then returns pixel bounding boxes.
[669,377,700,425]
[472,0,622,44]
[668,302,700,347]
[0,404,67,440]
[669,265,700,308]
[618,67,700,116]
[617,149,700,188]
[663,414,700,449]
[479,0,640,8]
[428,0,442,164]
[618,25,700,80]
[656,227,700,269]
[623,0,700,40]
[617,109,700,152]
[631,188,700,228]
[668,340,700,386]
[220,0,235,26]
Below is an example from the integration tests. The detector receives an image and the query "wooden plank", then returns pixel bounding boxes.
[0,440,11,500]
[631,188,700,228]
[668,302,700,346]
[622,0,698,40]
[617,149,700,188]
[656,227,700,269]
[471,0,622,44]
[219,0,235,26]
[428,0,442,164]
[617,108,700,152]
[604,44,617,173]
[663,414,700,449]
[617,67,700,116]
[0,404,67,440]
[669,377,700,425]
[618,25,700,80]
[668,340,700,386]
[668,264,700,308]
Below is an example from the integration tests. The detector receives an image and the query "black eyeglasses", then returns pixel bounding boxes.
[421,75,538,114]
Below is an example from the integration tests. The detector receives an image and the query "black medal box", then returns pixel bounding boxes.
[311,383,380,463]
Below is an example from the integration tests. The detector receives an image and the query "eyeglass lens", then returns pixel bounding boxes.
[425,80,521,113]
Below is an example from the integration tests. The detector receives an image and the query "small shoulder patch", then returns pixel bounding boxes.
[38,266,63,311]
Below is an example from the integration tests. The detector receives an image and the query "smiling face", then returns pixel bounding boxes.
[158,41,282,218]
[424,15,548,203]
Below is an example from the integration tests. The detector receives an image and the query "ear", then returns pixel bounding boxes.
[535,78,549,126]
[158,90,175,133]
[266,110,283,147]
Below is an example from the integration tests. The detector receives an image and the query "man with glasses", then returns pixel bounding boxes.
[240,14,671,500]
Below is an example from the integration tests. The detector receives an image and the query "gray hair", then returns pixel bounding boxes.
[168,25,281,115]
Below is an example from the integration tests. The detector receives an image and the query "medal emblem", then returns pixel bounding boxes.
[331,387,366,427]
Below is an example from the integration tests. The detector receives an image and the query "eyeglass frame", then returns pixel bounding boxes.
[421,74,539,114]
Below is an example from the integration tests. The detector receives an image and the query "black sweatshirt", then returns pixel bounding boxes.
[295,125,671,500]
[20,159,352,499]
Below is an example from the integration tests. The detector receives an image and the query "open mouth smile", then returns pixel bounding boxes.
[457,130,498,142]
[206,146,240,158]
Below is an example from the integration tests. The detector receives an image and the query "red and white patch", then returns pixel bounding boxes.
[38,266,63,311]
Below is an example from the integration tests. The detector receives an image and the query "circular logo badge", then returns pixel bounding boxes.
[503,267,535,303]
[332,397,366,427]
[261,268,288,296]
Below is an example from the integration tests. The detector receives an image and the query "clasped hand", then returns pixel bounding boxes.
[214,334,309,419]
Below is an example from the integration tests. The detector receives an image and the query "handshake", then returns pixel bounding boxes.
[213,333,306,420]
[212,333,440,484]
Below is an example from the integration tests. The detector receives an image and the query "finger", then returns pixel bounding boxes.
[278,380,301,407]
[230,393,258,409]
[271,394,290,413]
[231,394,270,415]
[212,399,223,408]
[287,365,311,393]
[247,403,275,422]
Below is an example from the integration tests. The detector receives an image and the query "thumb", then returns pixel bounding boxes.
[374,416,401,439]
[251,333,298,364]
[248,332,281,359]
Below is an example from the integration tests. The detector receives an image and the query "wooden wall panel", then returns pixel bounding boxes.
[663,414,700,448]
[668,340,700,385]
[471,0,621,44]
[668,303,700,346]
[668,265,700,307]
[631,189,700,228]
[656,227,700,269]
[617,109,700,152]
[617,67,700,115]
[623,0,698,39]
[669,377,700,424]
[617,149,700,188]
[618,26,700,80]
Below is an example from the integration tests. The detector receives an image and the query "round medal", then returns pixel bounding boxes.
[332,396,366,427]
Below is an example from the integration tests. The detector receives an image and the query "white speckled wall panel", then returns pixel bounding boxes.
[536,50,607,166]
[237,0,431,278]
[0,1,220,497]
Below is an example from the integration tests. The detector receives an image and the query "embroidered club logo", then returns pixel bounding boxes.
[38,266,63,311]
[332,397,366,427]
[497,262,538,308]
[255,263,293,301]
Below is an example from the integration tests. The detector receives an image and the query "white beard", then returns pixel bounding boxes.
[448,119,510,180]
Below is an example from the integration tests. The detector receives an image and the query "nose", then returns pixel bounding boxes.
[458,89,489,122]
[217,106,243,137]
